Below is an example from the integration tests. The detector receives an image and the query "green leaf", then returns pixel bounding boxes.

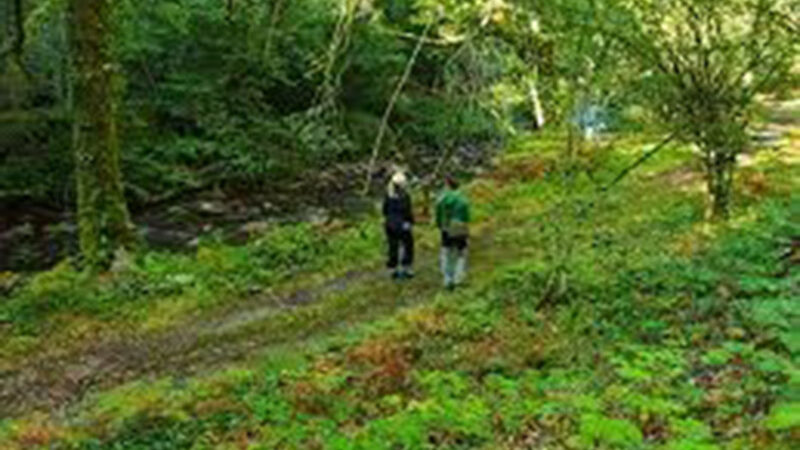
[663,440,720,450]
[579,414,643,448]
[754,350,791,374]
[670,418,714,441]
[701,348,732,366]
[765,402,800,431]
[750,298,794,330]
[779,329,800,355]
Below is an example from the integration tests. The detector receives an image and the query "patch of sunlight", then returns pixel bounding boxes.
[80,366,255,428]
[781,141,800,165]
[470,218,496,238]
[397,304,447,335]
[618,141,654,157]
[467,178,500,203]
[742,145,798,168]
[79,378,186,428]
[204,367,256,390]
[257,344,310,373]
[670,226,713,257]
[140,295,198,332]
[0,335,37,368]
[4,314,110,366]
[728,206,767,231]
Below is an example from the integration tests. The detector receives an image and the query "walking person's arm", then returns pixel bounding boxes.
[404,193,414,226]
[382,195,390,221]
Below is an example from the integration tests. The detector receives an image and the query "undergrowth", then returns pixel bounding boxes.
[0,221,383,361]
[0,135,797,449]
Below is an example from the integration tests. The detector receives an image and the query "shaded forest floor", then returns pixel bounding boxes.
[0,102,798,448]
[0,145,493,272]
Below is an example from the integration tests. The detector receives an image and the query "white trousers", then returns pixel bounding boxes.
[440,247,467,286]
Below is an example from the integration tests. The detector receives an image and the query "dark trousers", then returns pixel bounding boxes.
[441,231,468,251]
[386,227,414,269]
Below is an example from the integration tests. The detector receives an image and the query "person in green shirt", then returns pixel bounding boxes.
[436,175,471,290]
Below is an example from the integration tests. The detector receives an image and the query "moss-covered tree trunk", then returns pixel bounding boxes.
[68,0,135,269]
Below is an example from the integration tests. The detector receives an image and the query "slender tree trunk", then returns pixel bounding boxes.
[704,148,735,220]
[1,0,25,60]
[362,18,435,195]
[68,0,135,269]
[226,0,236,24]
[59,9,72,106]
[527,74,545,130]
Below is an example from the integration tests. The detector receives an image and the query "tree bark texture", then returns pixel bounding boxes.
[68,0,135,268]
[705,149,735,221]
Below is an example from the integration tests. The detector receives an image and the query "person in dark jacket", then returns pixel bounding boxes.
[383,171,415,279]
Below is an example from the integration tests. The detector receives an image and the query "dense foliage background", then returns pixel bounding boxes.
[1,0,546,208]
[0,1,797,448]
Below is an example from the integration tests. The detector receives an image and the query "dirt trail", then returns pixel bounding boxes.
[0,230,502,419]
[0,268,378,418]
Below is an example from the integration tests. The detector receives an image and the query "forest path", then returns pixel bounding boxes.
[0,215,520,419]
[2,97,796,420]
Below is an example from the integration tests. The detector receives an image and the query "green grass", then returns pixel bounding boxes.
[0,220,386,364]
[0,134,798,449]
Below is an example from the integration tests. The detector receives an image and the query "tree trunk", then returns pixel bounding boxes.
[527,78,545,130]
[226,0,235,23]
[68,0,135,269]
[1,0,25,61]
[704,149,735,220]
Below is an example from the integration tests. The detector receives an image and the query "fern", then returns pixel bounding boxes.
[579,413,643,448]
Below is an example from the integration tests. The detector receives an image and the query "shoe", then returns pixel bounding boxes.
[391,270,402,280]
[401,269,415,279]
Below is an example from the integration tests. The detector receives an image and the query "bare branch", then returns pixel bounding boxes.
[384,29,467,47]
[739,45,796,106]
[363,18,436,195]
[601,132,679,191]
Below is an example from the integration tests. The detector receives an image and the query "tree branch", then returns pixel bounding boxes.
[362,18,436,195]
[601,132,679,191]
[384,29,466,47]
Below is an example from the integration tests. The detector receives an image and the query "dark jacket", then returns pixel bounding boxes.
[383,190,414,232]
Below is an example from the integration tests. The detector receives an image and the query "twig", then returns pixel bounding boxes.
[382,29,465,47]
[601,132,679,191]
[263,0,286,63]
[313,0,357,113]
[362,19,435,195]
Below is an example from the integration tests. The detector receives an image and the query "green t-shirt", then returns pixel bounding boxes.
[436,189,471,236]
